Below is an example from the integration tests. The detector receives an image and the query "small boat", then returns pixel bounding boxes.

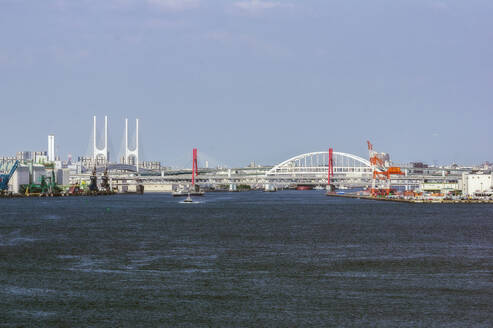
[183,192,193,203]
[264,184,277,192]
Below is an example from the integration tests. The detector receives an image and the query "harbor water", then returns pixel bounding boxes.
[1,191,493,327]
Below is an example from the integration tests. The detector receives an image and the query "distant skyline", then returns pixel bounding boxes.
[1,0,492,167]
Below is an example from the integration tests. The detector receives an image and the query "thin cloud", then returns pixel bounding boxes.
[233,0,292,12]
[205,31,231,41]
[51,0,200,14]
[144,18,188,29]
[147,0,200,11]
[204,30,292,58]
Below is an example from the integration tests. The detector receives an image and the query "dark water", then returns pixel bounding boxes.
[1,191,493,327]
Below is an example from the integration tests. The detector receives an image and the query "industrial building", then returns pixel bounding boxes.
[460,173,493,196]
[7,164,71,194]
[420,182,460,195]
[16,151,48,164]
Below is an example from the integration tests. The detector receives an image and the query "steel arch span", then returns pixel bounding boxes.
[266,151,371,178]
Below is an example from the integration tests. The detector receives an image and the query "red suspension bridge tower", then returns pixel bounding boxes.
[191,148,198,187]
[327,148,334,191]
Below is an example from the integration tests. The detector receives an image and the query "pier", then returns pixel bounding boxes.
[326,193,493,204]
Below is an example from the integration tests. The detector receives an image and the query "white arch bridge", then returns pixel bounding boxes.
[265,151,372,187]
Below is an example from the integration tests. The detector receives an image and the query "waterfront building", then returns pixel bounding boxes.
[16,151,48,164]
[461,172,493,196]
[420,182,460,195]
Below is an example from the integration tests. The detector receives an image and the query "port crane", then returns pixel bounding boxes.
[0,160,19,194]
[24,165,61,197]
[367,141,404,196]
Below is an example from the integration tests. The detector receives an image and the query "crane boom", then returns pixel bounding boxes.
[0,160,19,191]
[366,141,403,196]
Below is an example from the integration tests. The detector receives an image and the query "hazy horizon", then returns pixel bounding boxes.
[1,0,492,167]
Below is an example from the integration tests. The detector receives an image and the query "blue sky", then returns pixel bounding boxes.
[1,0,492,167]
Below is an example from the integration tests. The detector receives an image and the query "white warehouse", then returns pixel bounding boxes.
[461,173,493,196]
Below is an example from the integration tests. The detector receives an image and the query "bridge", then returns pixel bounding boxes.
[92,164,218,176]
[265,151,372,187]
[263,151,467,188]
[98,151,374,189]
[92,164,156,175]
[267,151,371,176]
[73,150,375,189]
[71,149,467,192]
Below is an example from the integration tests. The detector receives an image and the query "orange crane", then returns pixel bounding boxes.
[367,141,404,196]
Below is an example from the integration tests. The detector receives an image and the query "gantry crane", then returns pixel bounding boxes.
[367,141,404,196]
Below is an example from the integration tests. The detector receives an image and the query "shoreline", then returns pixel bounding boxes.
[327,193,493,204]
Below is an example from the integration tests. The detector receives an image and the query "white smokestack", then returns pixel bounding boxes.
[48,135,55,162]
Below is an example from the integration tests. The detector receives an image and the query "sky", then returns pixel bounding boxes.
[0,0,492,167]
